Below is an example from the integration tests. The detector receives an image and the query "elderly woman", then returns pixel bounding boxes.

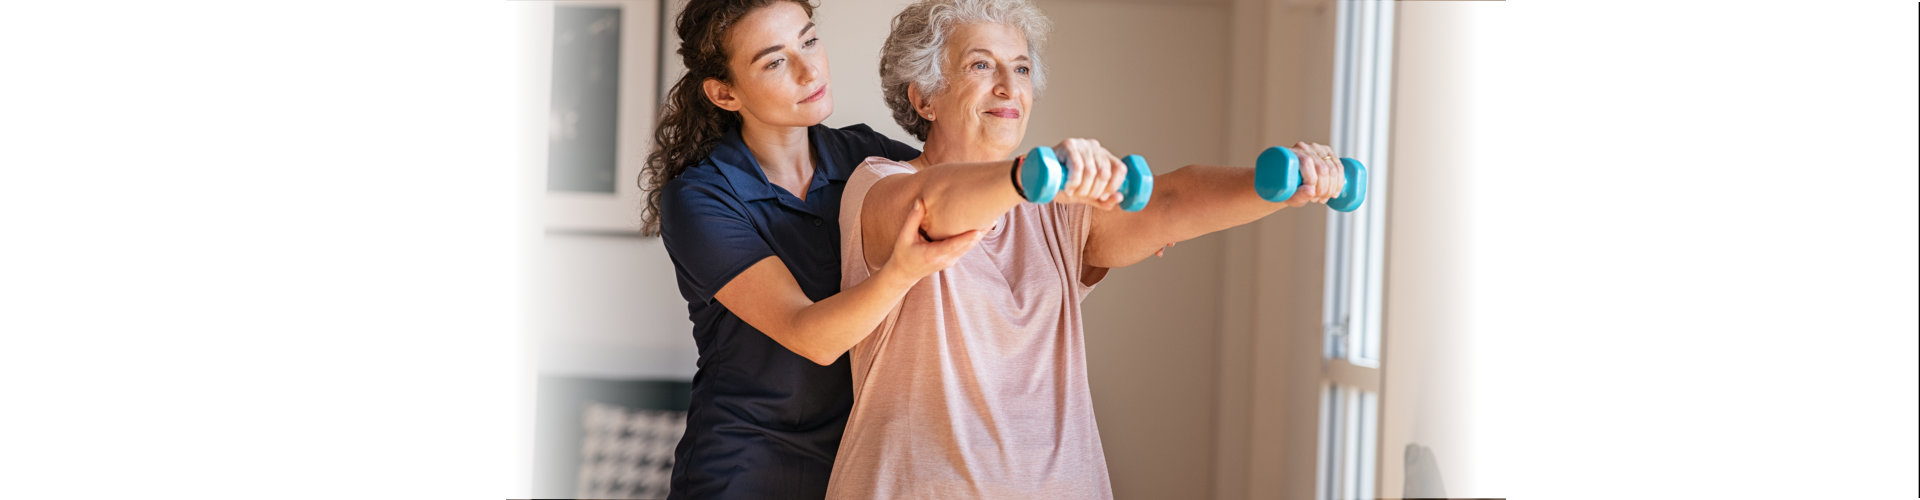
[827,0,1347,496]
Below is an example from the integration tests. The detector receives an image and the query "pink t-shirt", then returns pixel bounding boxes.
[827,158,1113,499]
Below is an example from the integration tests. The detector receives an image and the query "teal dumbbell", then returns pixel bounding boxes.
[1253,146,1368,212]
[1019,146,1155,212]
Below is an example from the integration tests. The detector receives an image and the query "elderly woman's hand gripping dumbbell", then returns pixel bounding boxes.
[1018,138,1155,212]
[1020,139,1368,213]
[1256,141,1368,212]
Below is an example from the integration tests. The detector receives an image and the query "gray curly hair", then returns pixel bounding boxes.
[879,0,1051,141]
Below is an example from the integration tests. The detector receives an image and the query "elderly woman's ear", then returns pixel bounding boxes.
[906,82,936,121]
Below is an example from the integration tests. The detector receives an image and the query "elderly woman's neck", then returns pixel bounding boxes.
[911,139,1012,169]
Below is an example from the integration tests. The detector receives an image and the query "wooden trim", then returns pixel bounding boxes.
[1326,357,1381,393]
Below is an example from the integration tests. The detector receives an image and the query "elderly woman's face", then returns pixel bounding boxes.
[923,23,1033,158]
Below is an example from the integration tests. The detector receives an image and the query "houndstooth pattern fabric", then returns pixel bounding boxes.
[576,401,687,499]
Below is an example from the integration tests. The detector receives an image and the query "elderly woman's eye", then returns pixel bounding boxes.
[972,61,990,70]
[1016,66,1030,75]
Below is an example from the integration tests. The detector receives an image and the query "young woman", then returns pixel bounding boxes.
[640,0,984,497]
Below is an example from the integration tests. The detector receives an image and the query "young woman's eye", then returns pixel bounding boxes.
[766,58,784,70]
[803,37,819,48]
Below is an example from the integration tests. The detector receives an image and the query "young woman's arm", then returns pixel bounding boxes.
[1083,142,1345,269]
[715,203,980,366]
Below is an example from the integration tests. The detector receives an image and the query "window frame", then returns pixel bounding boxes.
[1317,0,1395,498]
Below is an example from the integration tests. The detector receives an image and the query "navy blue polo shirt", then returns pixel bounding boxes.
[658,123,918,499]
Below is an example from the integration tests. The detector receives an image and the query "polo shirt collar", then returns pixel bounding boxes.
[812,125,857,183]
[711,125,852,203]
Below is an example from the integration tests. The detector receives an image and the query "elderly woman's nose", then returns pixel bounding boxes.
[993,68,1018,98]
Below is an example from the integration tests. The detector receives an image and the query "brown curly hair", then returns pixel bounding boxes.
[640,0,818,236]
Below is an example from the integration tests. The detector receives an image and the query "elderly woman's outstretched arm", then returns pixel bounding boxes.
[1083,143,1345,269]
[859,141,1119,273]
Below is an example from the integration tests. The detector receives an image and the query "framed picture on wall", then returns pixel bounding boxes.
[530,0,661,234]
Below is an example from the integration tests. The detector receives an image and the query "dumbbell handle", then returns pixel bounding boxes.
[1254,146,1368,212]
[1019,146,1155,212]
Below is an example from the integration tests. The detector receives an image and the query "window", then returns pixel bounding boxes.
[1317,0,1393,499]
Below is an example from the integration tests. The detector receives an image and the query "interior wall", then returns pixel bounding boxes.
[533,234,694,379]
[1378,2,1477,496]
[816,0,922,141]
[1214,0,1338,499]
[1023,1,1230,498]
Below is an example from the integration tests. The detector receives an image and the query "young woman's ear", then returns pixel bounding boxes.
[906,82,934,121]
[704,78,743,112]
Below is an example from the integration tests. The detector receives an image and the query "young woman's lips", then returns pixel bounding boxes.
[985,107,1021,119]
[799,86,827,104]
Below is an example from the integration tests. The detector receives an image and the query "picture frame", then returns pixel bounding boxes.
[527,0,662,235]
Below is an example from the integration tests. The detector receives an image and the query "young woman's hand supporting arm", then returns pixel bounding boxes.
[715,203,981,366]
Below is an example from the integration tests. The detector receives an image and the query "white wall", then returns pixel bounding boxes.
[818,0,923,142]
[533,234,693,379]
[1389,3,1920,497]
[1377,2,1478,496]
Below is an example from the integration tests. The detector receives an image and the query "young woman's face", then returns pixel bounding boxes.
[921,23,1033,158]
[709,1,832,128]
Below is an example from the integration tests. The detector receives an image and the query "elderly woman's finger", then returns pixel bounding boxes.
[1102,152,1128,202]
[1293,143,1320,201]
[1302,143,1322,201]
[1320,144,1340,201]
[1079,142,1105,202]
[1318,149,1336,202]
[1086,146,1114,203]
[1310,143,1334,201]
[1065,141,1091,199]
[1325,149,1345,201]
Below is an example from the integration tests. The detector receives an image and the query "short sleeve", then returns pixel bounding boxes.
[1047,202,1104,297]
[838,159,918,291]
[659,178,776,304]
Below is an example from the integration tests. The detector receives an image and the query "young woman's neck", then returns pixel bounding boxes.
[738,119,815,198]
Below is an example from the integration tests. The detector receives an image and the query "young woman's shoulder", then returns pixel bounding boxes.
[658,159,747,221]
[821,122,884,141]
[817,123,920,163]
